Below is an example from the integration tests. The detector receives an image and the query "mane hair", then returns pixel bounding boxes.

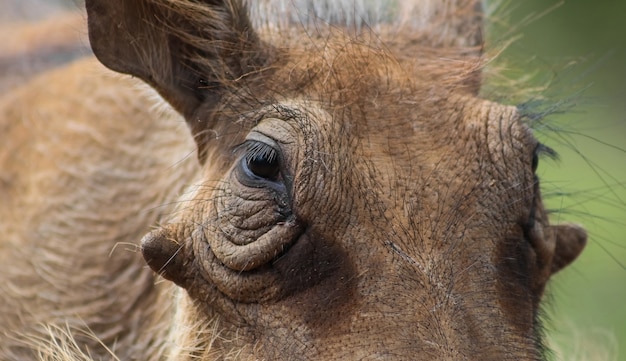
[248,0,482,48]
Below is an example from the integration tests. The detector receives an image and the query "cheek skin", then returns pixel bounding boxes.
[495,233,536,334]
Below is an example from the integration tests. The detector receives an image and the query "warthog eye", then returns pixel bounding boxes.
[241,140,281,181]
[532,143,557,173]
[523,143,556,238]
[197,78,209,87]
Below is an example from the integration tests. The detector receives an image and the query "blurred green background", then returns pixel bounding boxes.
[485,1,626,359]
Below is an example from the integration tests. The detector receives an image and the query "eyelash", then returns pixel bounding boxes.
[532,143,557,172]
[242,140,279,165]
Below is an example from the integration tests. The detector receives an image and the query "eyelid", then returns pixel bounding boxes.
[232,131,279,156]
[246,131,279,147]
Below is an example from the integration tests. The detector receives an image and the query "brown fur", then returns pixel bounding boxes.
[0,57,198,359]
[0,1,587,360]
[0,2,90,94]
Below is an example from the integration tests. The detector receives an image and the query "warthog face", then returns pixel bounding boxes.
[86,0,587,359]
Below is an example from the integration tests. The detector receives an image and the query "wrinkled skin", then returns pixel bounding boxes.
[0,0,587,360]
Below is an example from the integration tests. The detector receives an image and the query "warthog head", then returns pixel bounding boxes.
[86,0,587,359]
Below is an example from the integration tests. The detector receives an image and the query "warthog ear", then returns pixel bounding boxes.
[527,208,587,293]
[550,223,587,275]
[85,0,269,157]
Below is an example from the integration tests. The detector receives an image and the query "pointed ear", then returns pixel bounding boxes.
[85,0,269,142]
[525,193,586,293]
[550,223,587,275]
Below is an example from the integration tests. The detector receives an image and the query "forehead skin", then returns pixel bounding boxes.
[195,38,542,359]
[247,39,538,240]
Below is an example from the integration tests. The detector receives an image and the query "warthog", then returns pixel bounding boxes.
[0,0,588,360]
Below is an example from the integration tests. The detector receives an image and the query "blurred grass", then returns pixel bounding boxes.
[486,0,626,359]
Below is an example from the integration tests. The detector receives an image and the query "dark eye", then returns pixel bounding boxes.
[532,143,557,173]
[192,77,213,102]
[244,141,280,180]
